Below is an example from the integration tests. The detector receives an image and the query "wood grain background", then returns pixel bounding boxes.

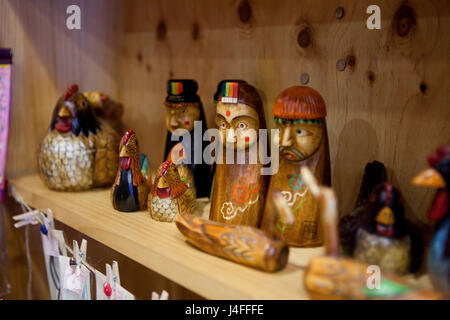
[1,0,449,299]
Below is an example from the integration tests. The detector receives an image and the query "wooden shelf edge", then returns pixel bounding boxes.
[8,174,323,300]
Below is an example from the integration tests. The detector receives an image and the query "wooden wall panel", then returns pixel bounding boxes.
[0,0,122,176]
[119,0,450,224]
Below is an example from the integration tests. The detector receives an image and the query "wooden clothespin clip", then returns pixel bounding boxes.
[151,290,169,300]
[12,210,41,228]
[103,261,120,299]
[71,239,87,273]
[39,208,54,235]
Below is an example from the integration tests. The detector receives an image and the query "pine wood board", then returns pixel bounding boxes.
[9,174,325,300]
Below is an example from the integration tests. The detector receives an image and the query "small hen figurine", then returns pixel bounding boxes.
[148,161,195,222]
[38,84,119,191]
[84,91,124,134]
[111,130,150,212]
[302,167,442,300]
[413,144,450,293]
[339,162,423,275]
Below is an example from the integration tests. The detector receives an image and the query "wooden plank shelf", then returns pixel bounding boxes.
[8,174,324,300]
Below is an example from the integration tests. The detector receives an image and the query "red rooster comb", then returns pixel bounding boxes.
[63,84,79,101]
[428,144,450,168]
[122,130,135,145]
[161,160,172,176]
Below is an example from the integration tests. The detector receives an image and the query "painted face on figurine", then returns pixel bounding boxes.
[165,103,200,133]
[216,102,259,150]
[274,118,324,161]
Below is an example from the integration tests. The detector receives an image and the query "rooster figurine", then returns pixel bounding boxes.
[84,91,124,134]
[413,144,450,293]
[148,161,195,222]
[302,167,442,300]
[38,84,119,191]
[111,130,150,212]
[339,162,423,275]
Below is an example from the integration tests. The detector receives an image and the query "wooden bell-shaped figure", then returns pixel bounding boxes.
[163,79,212,198]
[209,81,268,227]
[260,86,330,247]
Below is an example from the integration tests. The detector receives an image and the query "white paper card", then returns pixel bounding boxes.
[59,256,91,300]
[42,234,59,257]
[94,269,135,300]
[41,230,66,300]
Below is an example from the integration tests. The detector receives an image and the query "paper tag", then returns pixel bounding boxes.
[42,234,59,257]
[63,265,88,296]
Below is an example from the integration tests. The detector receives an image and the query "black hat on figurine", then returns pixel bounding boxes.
[166,79,200,104]
[213,79,247,104]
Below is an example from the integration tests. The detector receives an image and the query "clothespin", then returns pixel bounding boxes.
[103,261,120,299]
[71,239,87,272]
[12,210,41,228]
[151,290,169,300]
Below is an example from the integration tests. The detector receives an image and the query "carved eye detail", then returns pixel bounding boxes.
[81,101,87,108]
[295,128,310,137]
[181,109,188,114]
[220,122,226,129]
[237,122,248,130]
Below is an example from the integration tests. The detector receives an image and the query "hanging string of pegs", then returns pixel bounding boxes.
[9,185,96,274]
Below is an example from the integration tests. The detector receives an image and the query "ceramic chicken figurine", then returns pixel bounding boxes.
[84,91,124,135]
[148,160,195,222]
[301,167,443,300]
[209,81,268,227]
[260,86,330,247]
[164,79,212,198]
[175,192,291,272]
[339,162,423,275]
[38,84,120,191]
[413,144,450,293]
[111,130,150,212]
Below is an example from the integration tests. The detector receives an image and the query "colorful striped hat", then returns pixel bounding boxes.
[272,86,327,120]
[166,79,200,104]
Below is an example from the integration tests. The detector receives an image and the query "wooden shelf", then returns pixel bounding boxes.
[8,174,324,300]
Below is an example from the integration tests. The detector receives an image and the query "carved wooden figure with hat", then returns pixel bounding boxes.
[164,79,212,198]
[209,81,268,227]
[260,86,330,247]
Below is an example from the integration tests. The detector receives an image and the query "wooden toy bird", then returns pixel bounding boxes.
[84,91,124,135]
[339,162,423,275]
[148,161,195,222]
[302,167,442,300]
[111,130,150,212]
[38,84,120,191]
[413,144,450,293]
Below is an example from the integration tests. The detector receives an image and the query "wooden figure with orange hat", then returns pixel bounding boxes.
[260,86,330,247]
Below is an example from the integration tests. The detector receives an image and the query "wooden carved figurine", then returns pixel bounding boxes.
[38,84,120,191]
[111,130,151,212]
[209,81,268,227]
[84,91,124,135]
[301,167,442,300]
[413,144,450,293]
[175,192,291,272]
[260,86,330,247]
[339,161,423,275]
[148,160,195,222]
[164,79,212,198]
[167,142,197,199]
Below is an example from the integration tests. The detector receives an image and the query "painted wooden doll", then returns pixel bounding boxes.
[413,144,450,293]
[164,79,212,198]
[148,160,195,222]
[38,84,120,191]
[260,86,330,247]
[111,130,150,212]
[209,81,268,227]
[301,167,442,300]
